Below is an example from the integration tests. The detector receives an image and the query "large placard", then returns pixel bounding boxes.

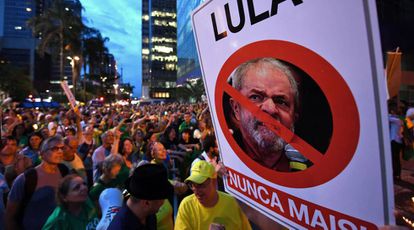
[192,0,394,229]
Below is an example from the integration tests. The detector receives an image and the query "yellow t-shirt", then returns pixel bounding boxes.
[157,199,173,230]
[175,191,252,230]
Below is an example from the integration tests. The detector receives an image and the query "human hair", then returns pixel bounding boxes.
[119,137,134,156]
[101,154,124,174]
[5,135,17,143]
[56,174,81,209]
[101,130,113,140]
[133,128,144,139]
[231,57,300,113]
[28,132,43,149]
[40,135,64,153]
[202,135,217,153]
[65,127,76,136]
[162,126,176,141]
[63,135,77,146]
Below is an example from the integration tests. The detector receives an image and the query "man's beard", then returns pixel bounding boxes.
[242,114,292,158]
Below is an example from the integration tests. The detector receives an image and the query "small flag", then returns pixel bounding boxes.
[385,48,402,99]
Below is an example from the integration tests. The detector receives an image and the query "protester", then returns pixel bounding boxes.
[119,138,141,169]
[62,136,86,180]
[42,174,99,229]
[108,164,173,230]
[0,173,9,230]
[0,136,32,187]
[78,126,95,187]
[6,135,69,230]
[175,160,251,230]
[178,112,196,134]
[89,154,128,202]
[388,102,404,181]
[92,130,115,182]
[19,132,43,166]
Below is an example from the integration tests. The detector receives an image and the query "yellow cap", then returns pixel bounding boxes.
[185,160,217,184]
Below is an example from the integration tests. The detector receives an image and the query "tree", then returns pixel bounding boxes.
[82,28,109,76]
[0,64,34,101]
[176,78,206,103]
[27,0,84,94]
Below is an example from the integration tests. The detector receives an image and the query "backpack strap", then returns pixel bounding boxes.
[57,163,70,177]
[17,168,38,225]
[198,154,205,161]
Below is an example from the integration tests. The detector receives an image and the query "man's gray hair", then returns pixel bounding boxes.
[101,130,113,139]
[41,135,64,153]
[231,57,300,112]
[102,154,124,172]
[63,135,76,145]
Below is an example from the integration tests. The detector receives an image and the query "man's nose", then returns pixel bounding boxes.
[260,98,278,116]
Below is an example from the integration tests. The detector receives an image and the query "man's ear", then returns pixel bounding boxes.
[229,98,240,121]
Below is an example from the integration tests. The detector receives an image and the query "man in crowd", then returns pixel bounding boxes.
[92,130,115,182]
[178,112,196,134]
[62,135,86,180]
[229,57,308,172]
[0,136,32,187]
[175,160,251,230]
[191,135,219,168]
[108,163,173,230]
[19,132,43,166]
[6,135,68,229]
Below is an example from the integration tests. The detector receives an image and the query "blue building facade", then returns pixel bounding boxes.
[176,0,204,84]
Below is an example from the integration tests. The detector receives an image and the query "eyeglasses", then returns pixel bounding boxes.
[188,178,211,190]
[48,146,65,152]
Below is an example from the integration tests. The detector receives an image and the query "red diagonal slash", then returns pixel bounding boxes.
[223,83,324,165]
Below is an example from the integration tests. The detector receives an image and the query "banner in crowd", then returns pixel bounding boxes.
[60,80,77,110]
[192,0,394,229]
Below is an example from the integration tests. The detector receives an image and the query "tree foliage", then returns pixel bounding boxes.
[176,78,206,103]
[0,64,34,101]
[27,0,84,87]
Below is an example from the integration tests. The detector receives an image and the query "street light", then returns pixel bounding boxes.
[113,84,119,102]
[67,56,80,95]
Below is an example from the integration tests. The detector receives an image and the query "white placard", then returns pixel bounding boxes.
[192,0,394,229]
[60,80,77,110]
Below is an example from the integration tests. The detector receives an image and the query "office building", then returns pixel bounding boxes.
[176,0,204,86]
[141,0,177,100]
[0,0,37,79]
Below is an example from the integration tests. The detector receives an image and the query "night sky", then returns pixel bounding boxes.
[80,0,142,97]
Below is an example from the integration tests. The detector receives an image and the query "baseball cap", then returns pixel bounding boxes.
[185,160,217,184]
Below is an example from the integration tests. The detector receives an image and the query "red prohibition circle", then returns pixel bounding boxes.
[215,40,360,188]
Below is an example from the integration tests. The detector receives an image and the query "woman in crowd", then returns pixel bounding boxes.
[89,154,128,202]
[19,132,43,166]
[118,138,140,169]
[11,124,29,149]
[139,142,170,170]
[56,116,74,137]
[160,126,179,153]
[42,174,99,230]
[197,116,214,142]
[132,128,145,157]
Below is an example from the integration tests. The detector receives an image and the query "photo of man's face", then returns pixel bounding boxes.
[231,60,296,169]
[224,57,332,172]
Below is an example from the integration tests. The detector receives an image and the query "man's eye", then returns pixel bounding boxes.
[275,97,289,106]
[249,94,263,102]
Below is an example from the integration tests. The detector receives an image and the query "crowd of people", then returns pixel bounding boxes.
[0,101,249,229]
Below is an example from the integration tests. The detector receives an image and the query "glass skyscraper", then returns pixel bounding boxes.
[141,0,177,99]
[0,0,37,77]
[176,0,204,84]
